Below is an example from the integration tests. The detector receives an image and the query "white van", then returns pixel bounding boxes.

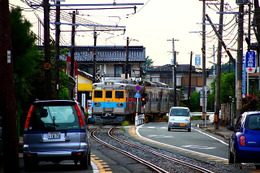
[167,107,191,132]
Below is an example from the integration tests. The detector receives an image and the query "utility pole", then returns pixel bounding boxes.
[214,0,224,130]
[236,2,245,122]
[125,37,129,79]
[168,38,178,106]
[188,51,193,108]
[54,0,61,99]
[70,11,76,99]
[253,0,260,90]
[93,31,97,83]
[202,0,207,124]
[0,0,19,171]
[43,0,52,99]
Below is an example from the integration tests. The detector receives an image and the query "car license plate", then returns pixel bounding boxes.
[48,132,61,139]
[180,123,186,126]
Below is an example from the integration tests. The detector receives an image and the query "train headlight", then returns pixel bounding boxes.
[94,102,101,107]
[117,103,123,107]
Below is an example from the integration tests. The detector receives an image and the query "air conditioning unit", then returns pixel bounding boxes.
[236,0,249,5]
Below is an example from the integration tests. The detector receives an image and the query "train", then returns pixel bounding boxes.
[91,80,180,124]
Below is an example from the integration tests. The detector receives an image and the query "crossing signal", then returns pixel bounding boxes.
[141,93,147,106]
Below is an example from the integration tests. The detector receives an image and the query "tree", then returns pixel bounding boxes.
[190,91,200,112]
[219,73,235,103]
[141,56,154,75]
[9,7,70,134]
[10,7,40,132]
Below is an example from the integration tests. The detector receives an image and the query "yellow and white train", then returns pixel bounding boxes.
[91,80,180,124]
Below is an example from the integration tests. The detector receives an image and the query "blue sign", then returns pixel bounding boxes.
[195,55,201,68]
[242,55,246,98]
[135,85,141,91]
[134,91,141,98]
[245,51,256,73]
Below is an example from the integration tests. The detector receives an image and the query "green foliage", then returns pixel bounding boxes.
[142,56,154,75]
[121,121,130,126]
[207,92,215,111]
[220,73,235,103]
[190,91,200,111]
[210,72,235,105]
[162,115,168,121]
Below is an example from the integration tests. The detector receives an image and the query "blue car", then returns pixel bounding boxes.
[228,111,260,165]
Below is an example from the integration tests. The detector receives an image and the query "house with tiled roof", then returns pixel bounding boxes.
[60,45,146,81]
[147,64,206,99]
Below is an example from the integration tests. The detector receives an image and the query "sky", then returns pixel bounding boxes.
[9,0,239,67]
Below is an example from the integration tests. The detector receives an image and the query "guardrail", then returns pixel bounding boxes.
[191,112,214,117]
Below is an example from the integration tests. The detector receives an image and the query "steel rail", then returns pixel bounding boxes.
[108,127,215,173]
[90,127,169,173]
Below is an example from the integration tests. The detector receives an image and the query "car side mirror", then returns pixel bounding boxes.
[166,113,169,117]
[226,125,234,131]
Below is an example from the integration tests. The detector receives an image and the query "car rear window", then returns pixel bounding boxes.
[170,109,189,116]
[245,114,260,130]
[28,105,80,131]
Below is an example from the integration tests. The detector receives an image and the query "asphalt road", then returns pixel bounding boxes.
[136,121,229,163]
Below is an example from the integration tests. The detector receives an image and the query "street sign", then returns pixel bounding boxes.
[242,55,246,98]
[195,55,201,68]
[245,51,256,73]
[135,85,141,91]
[134,91,141,98]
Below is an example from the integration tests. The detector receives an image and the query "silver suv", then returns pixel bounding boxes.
[23,100,92,170]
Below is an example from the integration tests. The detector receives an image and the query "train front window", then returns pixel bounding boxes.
[106,91,112,98]
[94,91,102,98]
[115,91,124,98]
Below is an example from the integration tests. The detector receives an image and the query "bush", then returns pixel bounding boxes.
[242,94,258,113]
[121,121,130,126]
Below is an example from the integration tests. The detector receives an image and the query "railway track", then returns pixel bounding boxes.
[90,126,216,173]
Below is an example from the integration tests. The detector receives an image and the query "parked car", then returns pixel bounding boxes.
[228,111,260,165]
[23,100,94,170]
[167,107,191,132]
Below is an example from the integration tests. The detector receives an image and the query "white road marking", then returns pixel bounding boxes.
[136,125,227,161]
[193,128,228,146]
[147,135,174,138]
[181,145,216,150]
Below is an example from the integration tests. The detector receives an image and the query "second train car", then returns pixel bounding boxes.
[91,80,180,124]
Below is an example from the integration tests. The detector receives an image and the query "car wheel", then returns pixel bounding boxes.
[228,151,234,164]
[79,155,89,169]
[188,128,191,132]
[168,127,170,131]
[87,152,91,165]
[233,150,243,169]
[24,157,38,171]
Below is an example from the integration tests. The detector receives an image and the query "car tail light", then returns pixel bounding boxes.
[239,135,246,147]
[24,105,34,130]
[74,104,84,127]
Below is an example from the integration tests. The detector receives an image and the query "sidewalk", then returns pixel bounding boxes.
[197,122,232,141]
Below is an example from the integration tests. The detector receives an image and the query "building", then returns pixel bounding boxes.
[60,45,146,82]
[147,64,206,100]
